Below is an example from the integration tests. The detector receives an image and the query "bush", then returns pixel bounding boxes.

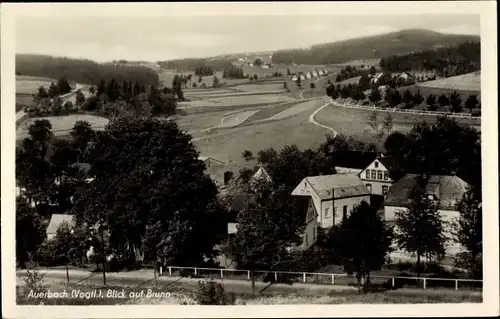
[471,109,481,117]
[310,82,316,89]
[428,104,438,111]
[23,262,45,295]
[194,279,234,305]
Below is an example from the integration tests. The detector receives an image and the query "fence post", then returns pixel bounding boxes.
[274,272,278,282]
[455,279,458,290]
[168,267,172,276]
[331,274,335,285]
[423,278,427,289]
[247,270,250,280]
[194,268,197,275]
[361,276,364,286]
[221,269,224,279]
[159,266,163,275]
[303,273,306,283]
[392,277,395,288]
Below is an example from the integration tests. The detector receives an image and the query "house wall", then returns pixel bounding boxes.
[300,201,319,250]
[320,195,371,228]
[291,179,322,226]
[360,160,393,196]
[384,205,462,255]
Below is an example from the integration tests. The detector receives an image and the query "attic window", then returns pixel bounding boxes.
[374,161,379,168]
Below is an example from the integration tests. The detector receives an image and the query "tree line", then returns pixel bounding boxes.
[326,82,481,114]
[16,54,160,87]
[158,58,234,73]
[16,112,481,290]
[379,42,480,77]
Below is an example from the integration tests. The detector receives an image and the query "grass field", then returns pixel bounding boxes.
[17,114,108,140]
[159,70,246,88]
[398,72,481,100]
[191,106,331,173]
[16,75,59,111]
[316,103,481,148]
[180,94,294,109]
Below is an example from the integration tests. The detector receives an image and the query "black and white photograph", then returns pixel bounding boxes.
[1,2,498,318]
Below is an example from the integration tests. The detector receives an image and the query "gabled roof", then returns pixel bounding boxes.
[330,150,379,170]
[301,174,370,200]
[335,166,363,175]
[384,174,469,210]
[373,156,398,173]
[46,214,75,234]
[198,156,225,165]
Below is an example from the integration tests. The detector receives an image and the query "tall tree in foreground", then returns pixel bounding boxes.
[72,117,225,269]
[220,182,305,295]
[325,201,393,291]
[16,197,46,268]
[454,186,482,278]
[394,182,446,278]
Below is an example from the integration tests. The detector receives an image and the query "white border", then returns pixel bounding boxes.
[1,2,498,318]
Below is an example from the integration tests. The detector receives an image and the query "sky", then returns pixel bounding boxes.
[15,14,480,63]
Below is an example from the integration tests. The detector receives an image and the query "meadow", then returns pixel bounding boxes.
[16,114,108,140]
[16,75,59,112]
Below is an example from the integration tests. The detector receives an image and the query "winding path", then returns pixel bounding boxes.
[308,99,338,137]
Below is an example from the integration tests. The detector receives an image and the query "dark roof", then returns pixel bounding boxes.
[302,174,370,200]
[331,150,379,170]
[384,174,469,210]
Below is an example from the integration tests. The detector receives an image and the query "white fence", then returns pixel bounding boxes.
[331,98,481,120]
[159,265,482,291]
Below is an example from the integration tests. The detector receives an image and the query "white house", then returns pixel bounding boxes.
[261,64,270,69]
[359,156,397,196]
[306,72,312,79]
[318,70,324,76]
[299,74,306,81]
[291,174,371,229]
[312,71,318,78]
[250,166,272,186]
[291,75,298,81]
[383,174,469,255]
[397,72,415,82]
[198,156,225,186]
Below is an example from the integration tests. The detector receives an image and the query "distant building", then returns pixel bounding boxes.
[292,174,371,229]
[46,214,75,240]
[397,72,415,82]
[306,72,312,79]
[199,156,225,186]
[291,75,298,81]
[311,71,318,78]
[318,70,324,76]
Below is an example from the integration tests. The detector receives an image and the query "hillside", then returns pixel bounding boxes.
[272,29,480,65]
[16,54,160,87]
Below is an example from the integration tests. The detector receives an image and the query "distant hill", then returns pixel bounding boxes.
[16,54,160,87]
[271,29,480,65]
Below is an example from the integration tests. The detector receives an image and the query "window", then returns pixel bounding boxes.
[325,207,330,218]
[374,161,379,168]
[313,227,316,240]
[365,169,370,178]
[382,185,389,196]
[384,171,389,181]
[377,170,383,180]
[366,184,372,193]
[371,171,376,179]
[301,190,305,195]
[343,205,348,220]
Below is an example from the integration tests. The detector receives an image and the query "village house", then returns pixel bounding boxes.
[299,74,306,81]
[383,173,470,255]
[318,70,324,76]
[291,174,371,229]
[359,156,398,197]
[370,72,387,85]
[331,150,379,176]
[306,72,312,79]
[397,71,415,82]
[291,75,298,81]
[312,70,318,78]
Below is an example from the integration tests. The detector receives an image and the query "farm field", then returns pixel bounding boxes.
[315,103,481,147]
[179,94,295,110]
[17,114,108,140]
[398,72,481,99]
[16,75,59,112]
[159,70,247,88]
[418,72,480,92]
[232,83,285,92]
[191,104,332,173]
